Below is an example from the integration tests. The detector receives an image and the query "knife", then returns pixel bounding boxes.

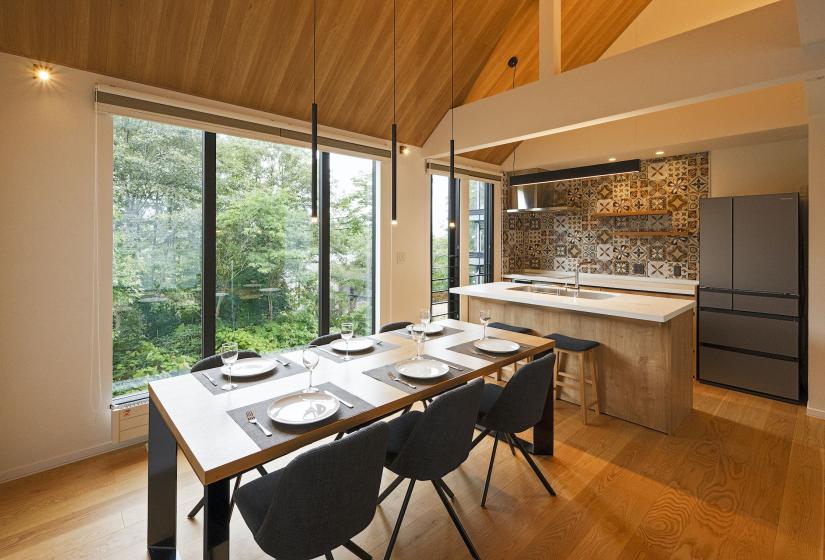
[324,390,354,408]
[201,371,218,386]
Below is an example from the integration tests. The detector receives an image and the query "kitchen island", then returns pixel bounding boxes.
[450,282,695,434]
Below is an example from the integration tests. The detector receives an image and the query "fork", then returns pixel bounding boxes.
[274,357,290,367]
[388,372,417,389]
[245,410,272,437]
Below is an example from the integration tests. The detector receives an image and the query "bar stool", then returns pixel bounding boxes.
[488,322,534,381]
[547,333,601,424]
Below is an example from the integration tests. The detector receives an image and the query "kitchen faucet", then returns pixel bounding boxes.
[574,261,597,292]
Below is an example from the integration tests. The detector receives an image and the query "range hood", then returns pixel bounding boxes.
[506,158,641,213]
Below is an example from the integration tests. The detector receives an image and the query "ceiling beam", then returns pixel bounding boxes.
[423,0,825,159]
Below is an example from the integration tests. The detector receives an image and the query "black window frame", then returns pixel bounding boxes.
[430,174,460,320]
[468,180,494,285]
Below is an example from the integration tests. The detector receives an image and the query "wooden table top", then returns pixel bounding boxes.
[149,319,554,485]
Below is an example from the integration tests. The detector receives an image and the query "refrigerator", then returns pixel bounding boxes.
[697,193,805,402]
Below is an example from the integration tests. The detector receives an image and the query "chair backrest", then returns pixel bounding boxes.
[482,352,555,434]
[378,321,413,333]
[190,350,260,372]
[389,379,484,481]
[309,332,342,347]
[488,321,534,335]
[255,422,389,559]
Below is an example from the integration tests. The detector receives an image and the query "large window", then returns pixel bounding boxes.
[468,180,493,284]
[431,174,459,320]
[112,116,376,398]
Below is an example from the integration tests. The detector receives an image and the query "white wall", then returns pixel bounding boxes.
[710,137,809,198]
[0,51,443,481]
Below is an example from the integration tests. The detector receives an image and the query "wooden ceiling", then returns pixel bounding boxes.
[0,0,650,164]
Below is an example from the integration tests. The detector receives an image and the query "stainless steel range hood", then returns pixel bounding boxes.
[506,184,576,213]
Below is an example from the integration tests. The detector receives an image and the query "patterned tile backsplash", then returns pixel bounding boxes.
[502,152,709,280]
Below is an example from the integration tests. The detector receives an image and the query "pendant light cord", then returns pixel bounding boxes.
[313,0,317,104]
[393,0,396,122]
[511,59,518,173]
[450,0,454,139]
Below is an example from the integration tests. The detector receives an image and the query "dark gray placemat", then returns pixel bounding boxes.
[227,382,375,450]
[388,325,464,340]
[446,338,535,363]
[361,354,471,395]
[316,337,399,363]
[192,354,307,395]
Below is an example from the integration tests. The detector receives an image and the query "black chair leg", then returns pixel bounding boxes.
[481,432,499,508]
[186,496,204,519]
[511,434,556,497]
[470,427,491,450]
[227,474,242,520]
[432,481,481,560]
[438,479,455,499]
[378,475,405,504]
[256,465,268,476]
[384,480,416,560]
[325,553,334,560]
[334,432,344,441]
[504,433,516,456]
[343,540,372,560]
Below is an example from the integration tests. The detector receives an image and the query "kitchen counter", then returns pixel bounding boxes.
[502,270,697,296]
[451,282,694,323]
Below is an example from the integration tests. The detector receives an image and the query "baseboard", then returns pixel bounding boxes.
[806,405,825,420]
[0,436,147,484]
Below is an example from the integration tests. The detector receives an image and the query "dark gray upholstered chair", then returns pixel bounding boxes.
[310,332,342,347]
[471,352,557,507]
[487,321,534,335]
[378,379,485,560]
[188,350,266,519]
[235,422,389,560]
[378,321,413,333]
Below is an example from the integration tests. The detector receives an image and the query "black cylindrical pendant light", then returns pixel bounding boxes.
[391,0,398,225]
[448,0,456,229]
[310,0,318,223]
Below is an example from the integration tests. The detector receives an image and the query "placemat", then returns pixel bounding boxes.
[192,354,307,395]
[361,354,470,395]
[316,338,399,363]
[446,338,536,363]
[389,325,464,340]
[227,382,375,450]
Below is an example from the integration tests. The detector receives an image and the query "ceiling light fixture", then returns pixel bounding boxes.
[655,150,665,156]
[391,0,398,225]
[508,56,519,174]
[399,145,409,155]
[310,0,319,224]
[33,65,51,82]
[608,157,616,162]
[448,0,456,230]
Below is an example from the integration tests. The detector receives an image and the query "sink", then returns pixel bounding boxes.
[507,284,617,300]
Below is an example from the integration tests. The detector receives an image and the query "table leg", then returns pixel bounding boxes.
[148,398,180,559]
[203,478,231,559]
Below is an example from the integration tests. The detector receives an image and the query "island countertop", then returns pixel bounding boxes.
[450,282,694,323]
[502,270,698,296]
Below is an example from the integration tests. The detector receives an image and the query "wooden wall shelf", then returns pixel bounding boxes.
[592,210,671,217]
[611,231,690,237]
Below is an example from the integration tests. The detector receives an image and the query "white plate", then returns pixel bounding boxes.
[406,323,445,334]
[396,359,450,380]
[220,358,276,378]
[473,338,521,354]
[266,392,340,426]
[330,338,374,353]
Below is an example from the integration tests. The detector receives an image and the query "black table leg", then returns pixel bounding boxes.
[148,398,180,559]
[516,374,554,456]
[203,478,231,559]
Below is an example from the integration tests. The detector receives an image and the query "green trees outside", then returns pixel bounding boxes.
[112,117,374,397]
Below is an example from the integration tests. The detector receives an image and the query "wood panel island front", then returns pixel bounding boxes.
[450,282,696,434]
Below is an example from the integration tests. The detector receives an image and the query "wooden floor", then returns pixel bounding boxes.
[1,381,823,560]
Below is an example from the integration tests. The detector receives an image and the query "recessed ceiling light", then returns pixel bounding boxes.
[608,157,616,162]
[655,150,665,156]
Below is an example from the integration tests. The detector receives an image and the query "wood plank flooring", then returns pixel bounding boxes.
[0,381,822,559]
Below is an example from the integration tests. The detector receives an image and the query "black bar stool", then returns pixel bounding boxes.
[546,333,601,424]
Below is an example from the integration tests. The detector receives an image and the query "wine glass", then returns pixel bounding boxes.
[340,322,354,361]
[302,345,320,393]
[479,309,492,340]
[220,342,239,391]
[419,308,431,339]
[411,324,426,360]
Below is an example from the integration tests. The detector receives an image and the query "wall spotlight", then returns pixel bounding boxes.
[399,145,409,155]
[33,65,52,82]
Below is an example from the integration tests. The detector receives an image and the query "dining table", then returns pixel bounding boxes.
[146,319,555,559]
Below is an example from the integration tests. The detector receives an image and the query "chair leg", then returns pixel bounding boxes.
[511,435,556,497]
[432,481,481,560]
[589,352,601,416]
[578,351,588,425]
[504,433,516,456]
[343,540,372,560]
[255,465,268,476]
[553,350,562,400]
[186,496,204,519]
[378,475,405,504]
[227,474,242,520]
[325,553,334,560]
[470,427,491,450]
[383,480,416,560]
[481,432,499,508]
[438,479,455,499]
[422,400,428,410]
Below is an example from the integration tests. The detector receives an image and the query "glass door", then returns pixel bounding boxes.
[468,180,493,284]
[431,174,460,320]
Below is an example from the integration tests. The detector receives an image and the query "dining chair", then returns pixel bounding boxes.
[310,333,342,347]
[471,352,557,507]
[486,321,534,381]
[187,350,267,519]
[378,321,413,333]
[235,422,389,560]
[378,379,485,560]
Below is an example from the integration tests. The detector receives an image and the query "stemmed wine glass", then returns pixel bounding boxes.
[419,308,431,340]
[220,342,239,391]
[479,309,492,340]
[302,345,320,393]
[340,322,354,361]
[411,324,427,360]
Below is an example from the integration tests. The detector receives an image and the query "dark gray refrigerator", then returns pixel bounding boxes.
[698,193,806,402]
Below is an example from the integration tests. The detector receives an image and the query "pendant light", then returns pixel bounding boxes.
[310,0,319,223]
[509,56,518,175]
[391,0,398,225]
[448,0,456,229]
